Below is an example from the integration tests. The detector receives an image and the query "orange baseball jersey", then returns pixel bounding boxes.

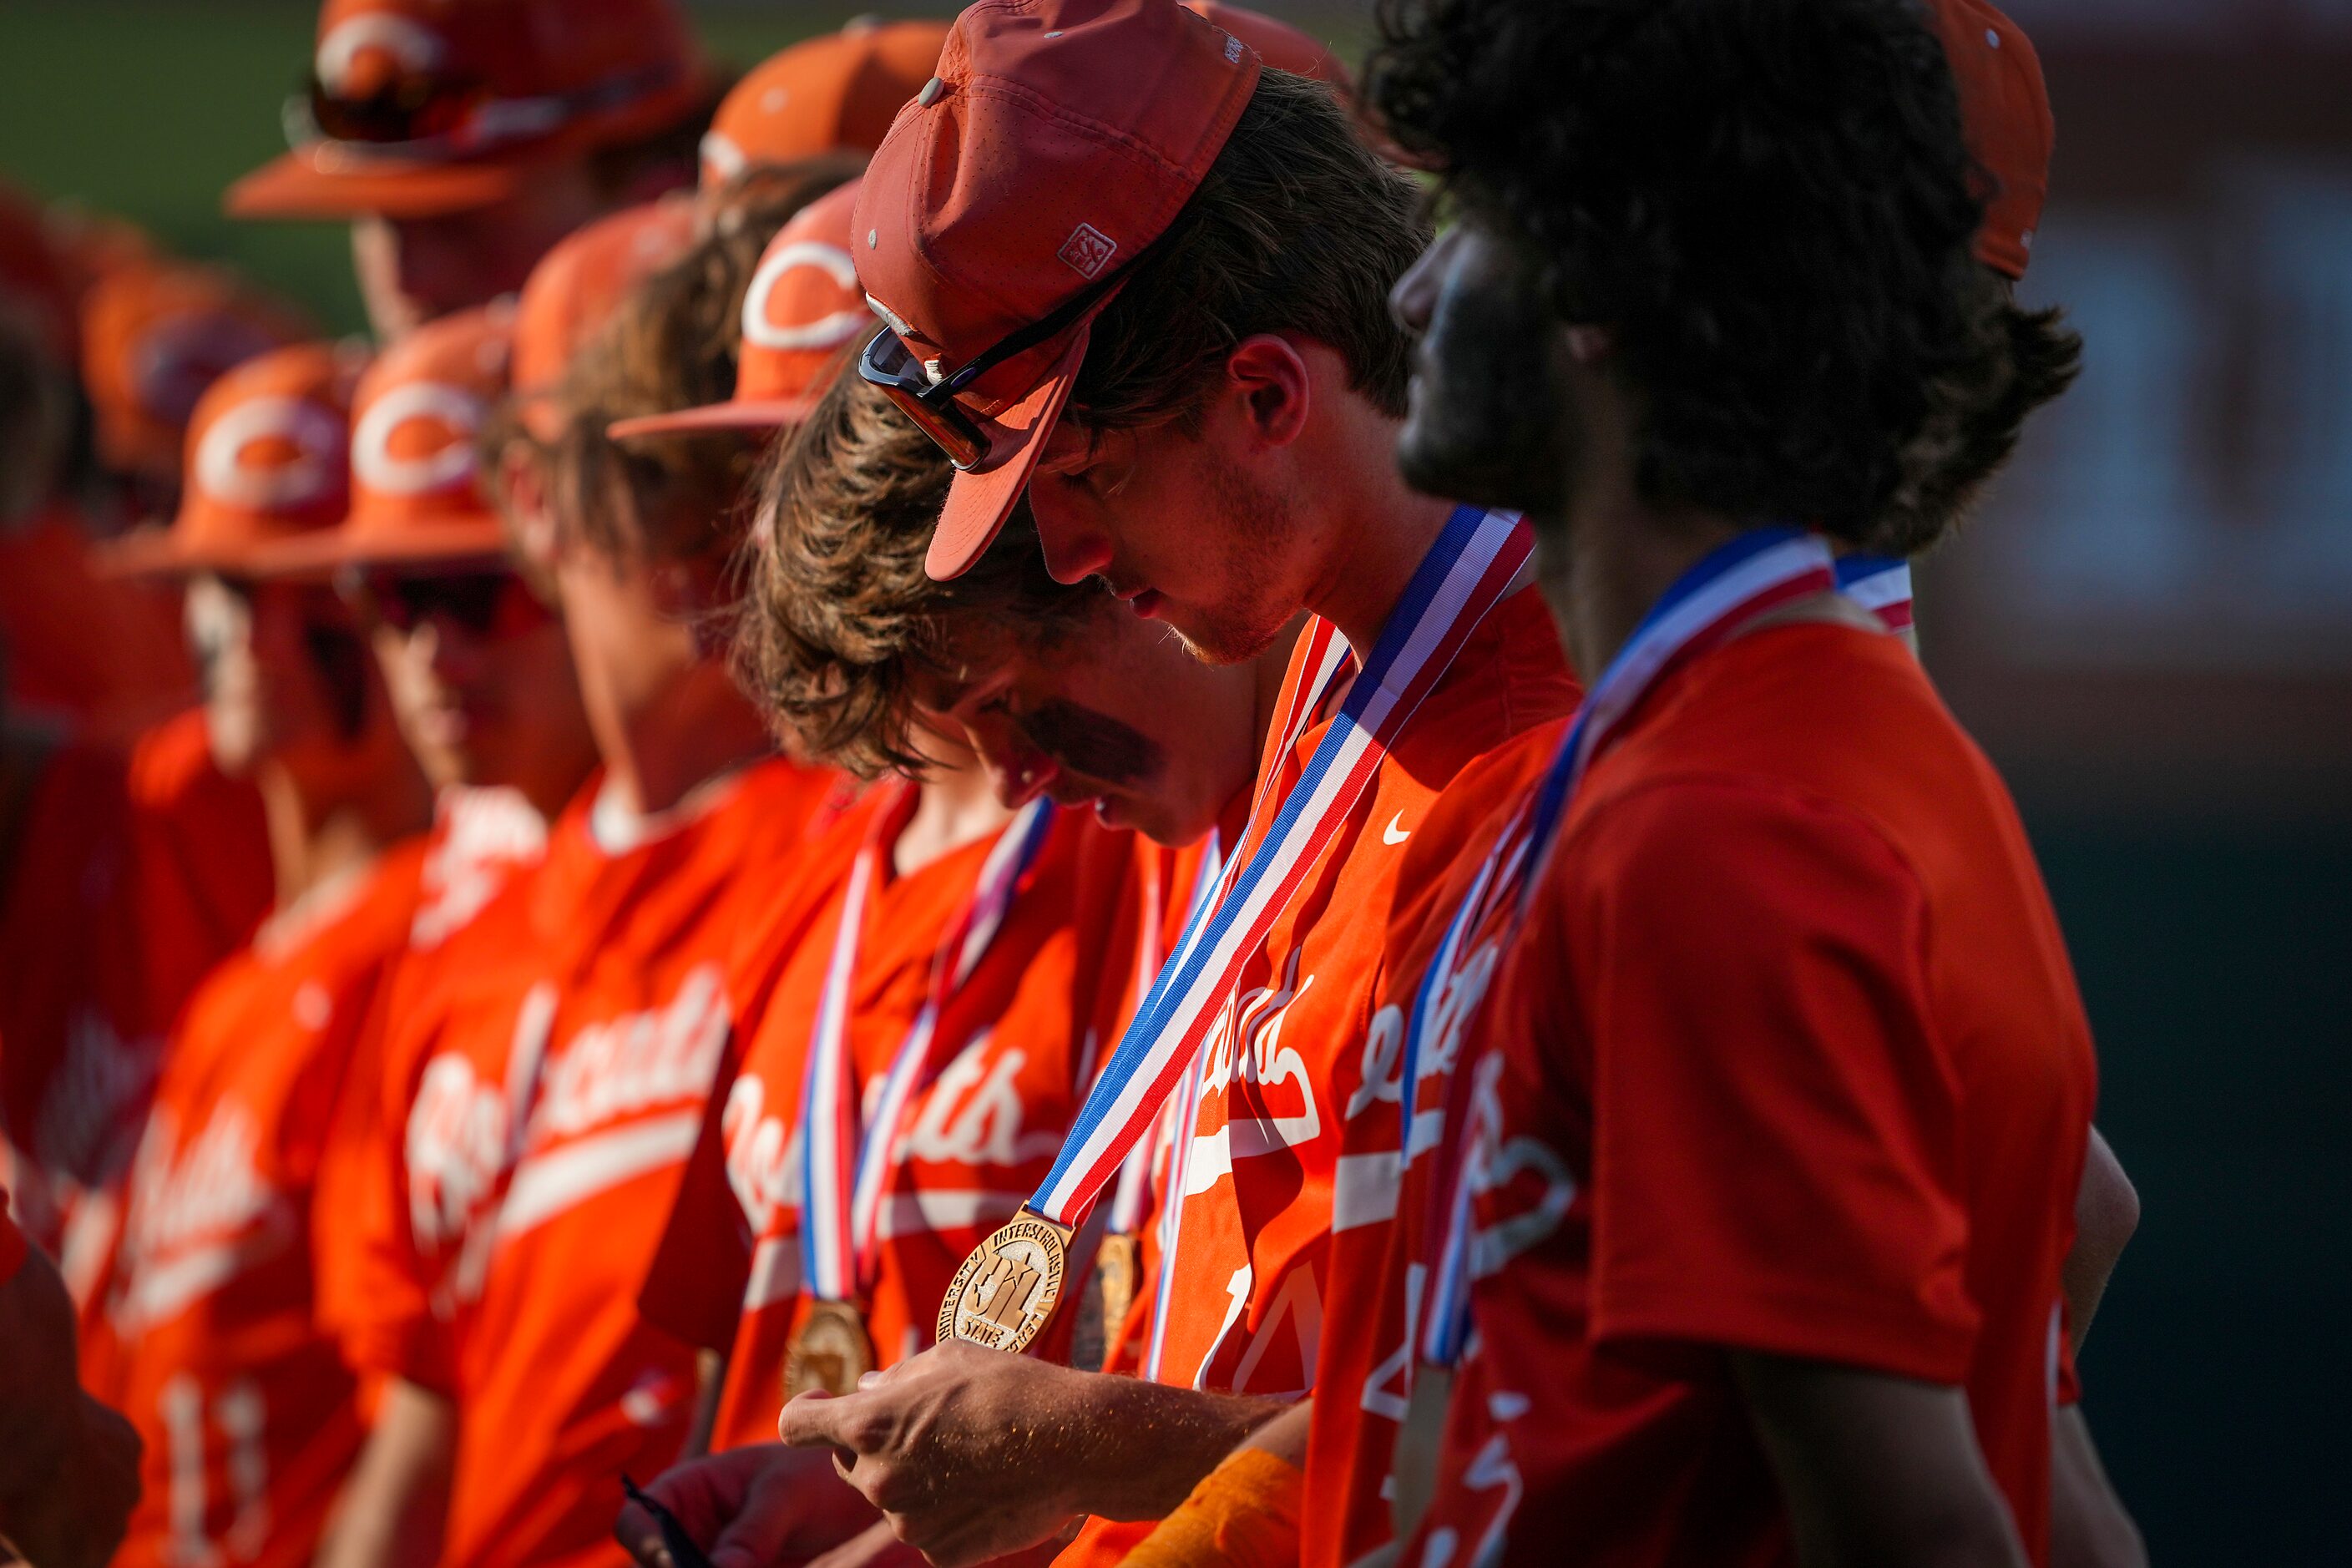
[310,785,556,1378]
[1298,715,1572,1568]
[0,505,196,741]
[92,840,427,1568]
[1061,587,1575,1568]
[334,757,837,1568]
[0,710,268,1272]
[1410,623,2096,1567]
[644,787,1130,1452]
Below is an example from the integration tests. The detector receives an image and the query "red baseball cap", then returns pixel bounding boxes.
[1181,3,1348,90]
[255,303,515,573]
[99,341,365,579]
[698,20,949,188]
[227,0,711,221]
[79,256,315,486]
[1927,0,2052,280]
[510,195,699,441]
[609,179,869,438]
[0,182,79,367]
[852,0,1262,580]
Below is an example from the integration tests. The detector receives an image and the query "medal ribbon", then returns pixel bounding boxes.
[1026,507,1533,1235]
[1834,552,1914,632]
[1415,524,1840,1367]
[798,792,1057,1302]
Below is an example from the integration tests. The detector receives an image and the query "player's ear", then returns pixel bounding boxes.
[1224,334,1313,451]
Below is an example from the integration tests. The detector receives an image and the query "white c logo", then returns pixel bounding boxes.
[741,241,870,353]
[352,382,484,498]
[192,396,343,513]
[316,14,446,93]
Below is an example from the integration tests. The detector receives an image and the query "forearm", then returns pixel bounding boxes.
[316,1378,456,1568]
[0,1248,82,1525]
[2048,1407,2144,1568]
[1052,1368,1287,1522]
[2064,1128,2138,1353]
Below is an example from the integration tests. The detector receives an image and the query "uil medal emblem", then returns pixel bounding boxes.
[938,1210,1070,1354]
[784,1298,874,1399]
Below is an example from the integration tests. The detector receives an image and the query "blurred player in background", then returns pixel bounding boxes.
[228,0,719,341]
[84,338,438,1568]
[309,205,692,1568]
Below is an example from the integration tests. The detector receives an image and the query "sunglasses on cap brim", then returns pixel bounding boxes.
[283,60,680,161]
[857,254,1132,473]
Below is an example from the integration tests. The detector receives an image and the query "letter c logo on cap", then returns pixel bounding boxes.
[193,396,344,513]
[741,241,868,353]
[316,13,447,94]
[352,382,485,498]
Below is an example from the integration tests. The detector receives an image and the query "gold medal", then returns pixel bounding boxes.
[1093,1232,1142,1351]
[784,1298,874,1399]
[937,1210,1070,1354]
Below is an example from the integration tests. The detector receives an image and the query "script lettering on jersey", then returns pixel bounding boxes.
[114,1103,291,1327]
[35,1008,161,1186]
[1199,949,1323,1161]
[896,1039,1066,1170]
[530,964,731,1141]
[721,1074,801,1238]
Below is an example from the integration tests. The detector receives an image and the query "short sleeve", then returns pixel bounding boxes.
[1574,778,1979,1383]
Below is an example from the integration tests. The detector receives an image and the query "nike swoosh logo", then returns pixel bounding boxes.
[1383,814,1411,846]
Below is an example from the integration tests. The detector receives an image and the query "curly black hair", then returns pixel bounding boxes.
[1370,0,2051,554]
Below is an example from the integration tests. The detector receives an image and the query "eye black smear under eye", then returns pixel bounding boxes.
[1019,699,1163,789]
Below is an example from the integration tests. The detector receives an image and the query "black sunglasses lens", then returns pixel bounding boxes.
[303,71,479,144]
[860,329,990,471]
[364,571,512,635]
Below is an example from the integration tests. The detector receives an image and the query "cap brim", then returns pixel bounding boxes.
[607,397,819,440]
[91,528,233,580]
[245,516,513,575]
[924,324,1089,582]
[226,148,534,221]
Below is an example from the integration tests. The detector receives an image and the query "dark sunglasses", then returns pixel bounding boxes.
[282,60,680,159]
[857,258,1130,473]
[341,565,553,641]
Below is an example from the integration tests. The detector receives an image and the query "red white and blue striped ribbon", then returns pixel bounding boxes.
[798,792,1057,1302]
[1834,552,1913,632]
[1417,524,1839,1367]
[1024,506,1533,1238]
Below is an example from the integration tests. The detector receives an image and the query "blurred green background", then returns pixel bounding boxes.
[5,3,2345,1561]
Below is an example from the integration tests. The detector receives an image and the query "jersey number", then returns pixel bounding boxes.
[160,1374,269,1565]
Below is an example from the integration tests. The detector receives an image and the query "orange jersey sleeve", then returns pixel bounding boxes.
[99,841,427,1568]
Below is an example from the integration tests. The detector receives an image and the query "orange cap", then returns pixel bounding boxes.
[699,19,949,188]
[512,195,698,440]
[80,256,316,485]
[99,341,364,579]
[1927,0,2052,280]
[0,182,79,367]
[610,180,868,438]
[227,0,711,221]
[257,304,515,574]
[852,0,1262,579]
[1181,3,1348,89]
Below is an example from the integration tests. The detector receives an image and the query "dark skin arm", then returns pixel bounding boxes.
[776,1338,1285,1568]
[0,1245,142,1568]
[1732,1353,2029,1568]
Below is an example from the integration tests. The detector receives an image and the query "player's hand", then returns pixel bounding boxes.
[777,1339,1086,1568]
[614,1444,873,1568]
[2,1393,142,1568]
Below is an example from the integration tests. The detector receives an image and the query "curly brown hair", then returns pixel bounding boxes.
[734,372,1099,776]
[1368,0,2079,554]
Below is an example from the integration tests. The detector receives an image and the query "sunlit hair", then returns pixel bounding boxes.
[1071,68,1427,436]
[735,372,1096,777]
[1369,0,2081,553]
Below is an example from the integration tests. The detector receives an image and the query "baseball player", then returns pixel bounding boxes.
[693,20,948,199]
[228,0,716,341]
[723,8,1577,1567]
[1355,1,2132,1562]
[83,340,441,1568]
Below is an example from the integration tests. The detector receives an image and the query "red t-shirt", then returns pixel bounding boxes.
[92,842,427,1568]
[337,760,837,1568]
[643,791,1129,1452]
[1409,622,2097,1567]
[1300,716,1572,1568]
[1062,587,1575,1568]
